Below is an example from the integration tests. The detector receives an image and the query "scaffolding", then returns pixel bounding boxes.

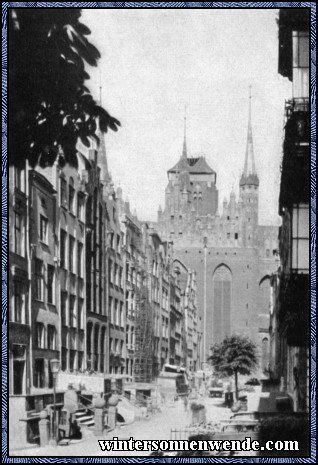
[133,281,154,384]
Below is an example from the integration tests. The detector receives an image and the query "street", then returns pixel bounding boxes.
[11,396,234,457]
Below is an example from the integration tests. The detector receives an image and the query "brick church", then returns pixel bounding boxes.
[156,95,279,370]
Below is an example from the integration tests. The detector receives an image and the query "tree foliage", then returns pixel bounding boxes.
[209,335,258,398]
[8,8,120,168]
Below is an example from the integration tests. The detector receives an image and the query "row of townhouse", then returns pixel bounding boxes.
[268,8,310,413]
[8,135,201,444]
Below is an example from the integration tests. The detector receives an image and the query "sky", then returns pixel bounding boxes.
[82,8,291,225]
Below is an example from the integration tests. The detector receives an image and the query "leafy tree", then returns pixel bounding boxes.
[209,335,258,400]
[8,8,120,168]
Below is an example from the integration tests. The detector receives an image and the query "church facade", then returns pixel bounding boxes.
[156,97,279,369]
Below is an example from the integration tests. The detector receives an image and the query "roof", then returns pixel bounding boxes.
[168,156,215,175]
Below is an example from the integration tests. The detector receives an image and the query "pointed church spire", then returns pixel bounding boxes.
[244,85,256,175]
[240,86,259,187]
[182,106,187,159]
[97,78,111,184]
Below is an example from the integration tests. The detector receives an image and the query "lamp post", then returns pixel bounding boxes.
[50,358,60,445]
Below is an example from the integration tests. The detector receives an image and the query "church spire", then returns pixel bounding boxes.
[244,85,256,175]
[97,78,111,184]
[240,86,259,187]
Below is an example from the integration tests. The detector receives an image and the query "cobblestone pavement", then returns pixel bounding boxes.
[11,396,234,457]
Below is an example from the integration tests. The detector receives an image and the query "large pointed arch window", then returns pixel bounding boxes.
[213,265,232,343]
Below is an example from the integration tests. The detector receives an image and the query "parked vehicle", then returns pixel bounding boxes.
[157,364,190,398]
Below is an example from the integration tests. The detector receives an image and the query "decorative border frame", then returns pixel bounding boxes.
[1,2,316,463]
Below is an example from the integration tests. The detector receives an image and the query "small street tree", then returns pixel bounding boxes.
[209,335,258,400]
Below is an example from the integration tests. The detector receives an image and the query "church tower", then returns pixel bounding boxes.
[158,114,218,242]
[239,87,259,247]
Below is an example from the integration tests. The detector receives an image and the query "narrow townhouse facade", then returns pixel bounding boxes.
[107,190,126,375]
[117,195,144,378]
[84,147,109,376]
[9,164,30,397]
[169,271,183,367]
[8,163,32,448]
[29,168,59,391]
[271,8,310,412]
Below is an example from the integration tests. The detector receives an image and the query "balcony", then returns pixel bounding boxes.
[278,273,309,346]
[279,99,309,212]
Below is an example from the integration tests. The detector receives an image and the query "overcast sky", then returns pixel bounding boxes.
[82,8,291,225]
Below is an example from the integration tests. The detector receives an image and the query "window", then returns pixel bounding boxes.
[114,264,119,286]
[213,265,232,344]
[77,193,85,221]
[69,350,77,372]
[108,259,113,284]
[14,167,24,191]
[61,291,67,326]
[39,215,48,243]
[93,326,99,371]
[120,302,124,327]
[78,352,84,371]
[47,265,55,304]
[34,359,45,388]
[235,233,238,240]
[77,242,83,277]
[114,300,119,325]
[61,348,68,372]
[14,212,24,255]
[12,281,24,323]
[292,31,309,98]
[292,204,309,272]
[78,298,84,329]
[60,229,67,268]
[109,232,114,249]
[35,323,45,348]
[119,267,123,289]
[69,295,76,328]
[47,325,56,350]
[109,297,113,322]
[60,178,67,207]
[69,236,75,273]
[68,178,75,213]
[35,259,44,300]
[100,327,106,373]
[12,344,26,395]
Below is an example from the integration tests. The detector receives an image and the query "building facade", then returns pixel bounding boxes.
[156,99,278,367]
[269,8,310,412]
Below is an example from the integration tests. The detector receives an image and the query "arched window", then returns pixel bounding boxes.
[213,265,232,343]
